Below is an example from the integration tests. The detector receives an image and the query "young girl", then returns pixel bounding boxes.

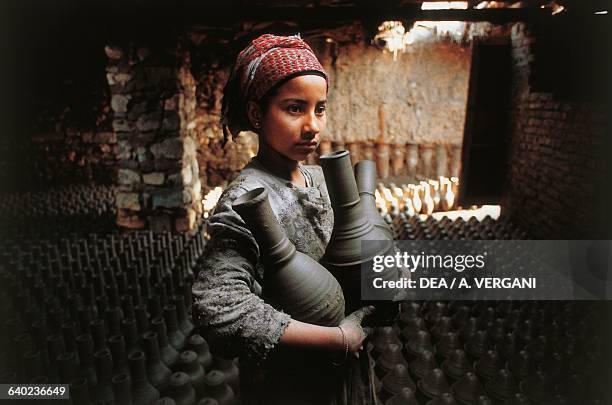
[192,34,375,404]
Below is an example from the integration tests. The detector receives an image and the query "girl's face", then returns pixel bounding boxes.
[256,75,327,162]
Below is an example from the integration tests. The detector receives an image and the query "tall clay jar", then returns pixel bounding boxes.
[354,160,393,240]
[435,144,448,179]
[449,144,462,178]
[317,138,333,163]
[233,188,345,327]
[420,144,434,179]
[347,142,361,164]
[332,140,345,152]
[128,350,160,405]
[391,144,405,176]
[405,143,419,177]
[319,150,396,313]
[363,142,375,162]
[375,142,391,179]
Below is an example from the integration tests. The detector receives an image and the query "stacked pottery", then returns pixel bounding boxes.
[391,144,405,176]
[233,187,345,326]
[319,151,396,314]
[406,144,419,177]
[375,143,391,179]
[381,364,416,402]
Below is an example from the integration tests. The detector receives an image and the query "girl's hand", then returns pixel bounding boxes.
[339,306,375,355]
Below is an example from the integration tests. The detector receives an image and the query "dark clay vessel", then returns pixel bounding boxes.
[319,151,395,311]
[233,187,345,326]
[354,160,394,239]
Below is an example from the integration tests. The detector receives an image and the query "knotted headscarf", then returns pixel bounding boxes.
[221,34,328,146]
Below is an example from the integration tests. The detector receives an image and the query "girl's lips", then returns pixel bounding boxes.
[295,142,318,148]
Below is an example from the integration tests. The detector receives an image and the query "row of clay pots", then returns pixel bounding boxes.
[376,177,460,218]
[307,140,462,180]
[391,214,528,240]
[372,301,606,405]
[0,184,117,241]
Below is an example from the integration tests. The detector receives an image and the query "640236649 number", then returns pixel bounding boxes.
[4,385,67,398]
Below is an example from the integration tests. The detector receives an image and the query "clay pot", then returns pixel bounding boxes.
[435,144,448,178]
[418,368,451,402]
[22,350,44,381]
[76,334,97,386]
[399,317,426,345]
[151,317,180,368]
[347,142,361,163]
[319,150,395,312]
[203,370,235,405]
[464,330,491,361]
[90,319,107,351]
[385,387,419,405]
[211,357,240,393]
[318,139,333,157]
[506,350,534,380]
[233,187,345,326]
[135,304,150,334]
[371,326,402,360]
[431,316,454,342]
[70,377,92,405]
[376,343,408,378]
[142,331,172,393]
[441,349,471,382]
[128,350,160,405]
[354,160,393,239]
[449,145,462,179]
[436,332,462,361]
[175,351,206,397]
[381,363,417,401]
[420,145,434,178]
[109,335,130,377]
[112,373,133,405]
[122,318,141,357]
[173,295,194,337]
[58,352,78,383]
[332,140,345,152]
[519,370,554,404]
[375,142,391,179]
[474,349,503,381]
[484,368,518,403]
[404,330,435,361]
[163,304,187,351]
[495,332,519,361]
[409,349,438,380]
[405,144,419,177]
[186,334,213,369]
[425,393,458,405]
[166,372,196,405]
[391,144,405,176]
[93,348,114,403]
[451,372,485,405]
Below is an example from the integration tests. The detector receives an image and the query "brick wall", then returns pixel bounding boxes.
[503,22,610,239]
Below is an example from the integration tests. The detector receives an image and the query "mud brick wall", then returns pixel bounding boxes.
[503,22,610,239]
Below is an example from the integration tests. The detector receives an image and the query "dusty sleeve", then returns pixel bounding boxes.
[192,185,292,360]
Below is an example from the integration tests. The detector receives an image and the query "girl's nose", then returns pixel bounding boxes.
[302,113,320,136]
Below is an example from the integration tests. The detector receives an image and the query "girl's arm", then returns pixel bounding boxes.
[279,307,374,357]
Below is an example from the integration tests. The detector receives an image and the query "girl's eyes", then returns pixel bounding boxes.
[286,105,326,115]
[287,105,301,113]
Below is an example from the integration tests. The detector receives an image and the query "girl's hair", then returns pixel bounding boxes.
[220,34,328,146]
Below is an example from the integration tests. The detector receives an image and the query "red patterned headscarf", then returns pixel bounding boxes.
[221,34,328,146]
